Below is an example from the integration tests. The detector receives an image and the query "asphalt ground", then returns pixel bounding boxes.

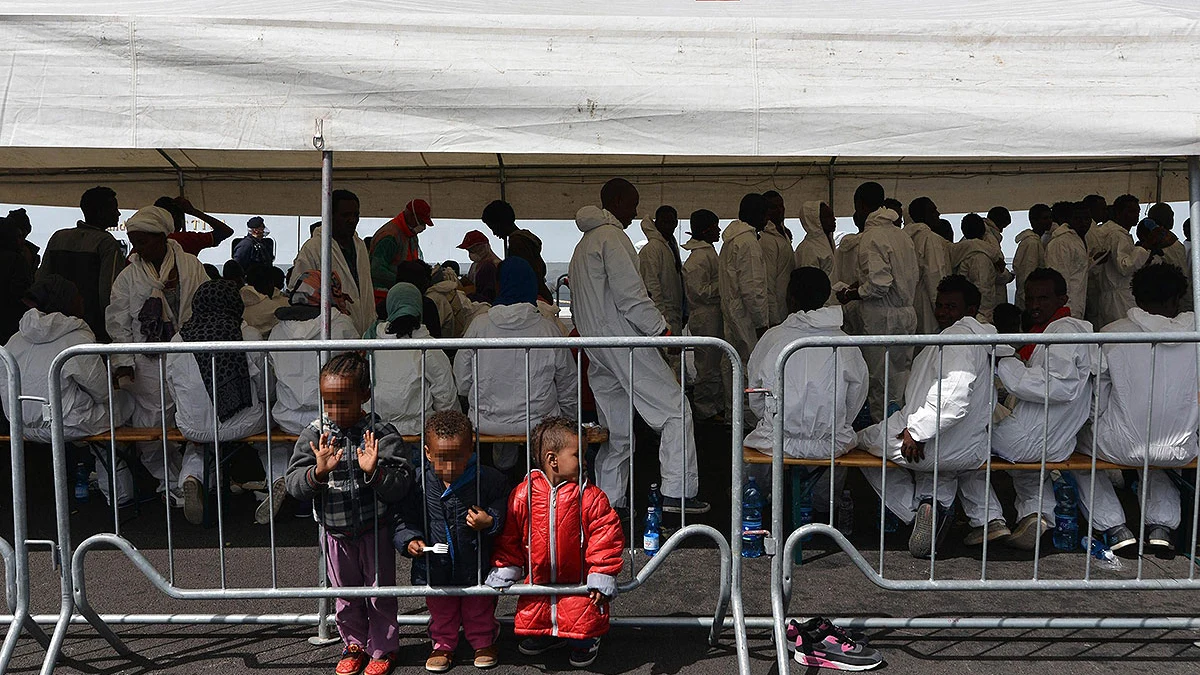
[3,420,1200,674]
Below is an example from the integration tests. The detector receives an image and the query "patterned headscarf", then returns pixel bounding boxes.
[179,280,252,422]
[276,269,353,322]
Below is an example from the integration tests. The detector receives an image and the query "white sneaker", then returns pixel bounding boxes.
[254,478,287,525]
[182,476,204,525]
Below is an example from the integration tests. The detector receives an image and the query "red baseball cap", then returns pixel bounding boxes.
[457,230,489,250]
[406,199,434,227]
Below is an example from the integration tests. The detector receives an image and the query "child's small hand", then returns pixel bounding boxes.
[589,589,610,609]
[466,506,494,532]
[312,432,343,481]
[407,539,426,558]
[358,430,379,476]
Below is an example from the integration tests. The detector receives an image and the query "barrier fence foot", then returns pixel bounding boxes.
[308,597,340,646]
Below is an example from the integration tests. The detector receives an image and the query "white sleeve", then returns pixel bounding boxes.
[741,240,769,329]
[857,236,895,300]
[997,344,1088,404]
[843,347,870,428]
[905,346,980,443]
[604,236,668,336]
[104,269,136,369]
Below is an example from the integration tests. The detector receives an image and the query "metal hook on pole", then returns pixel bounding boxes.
[313,119,326,152]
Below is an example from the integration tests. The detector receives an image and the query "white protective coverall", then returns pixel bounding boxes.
[370,323,459,435]
[638,218,685,336]
[962,316,1095,526]
[834,233,864,335]
[857,207,919,421]
[166,332,287,492]
[427,268,489,339]
[858,316,998,525]
[984,219,1014,306]
[1087,221,1151,329]
[1074,308,1199,530]
[718,219,770,365]
[952,238,1004,321]
[1045,226,1091,320]
[291,228,376,335]
[1,309,135,503]
[682,237,726,419]
[1012,229,1047,311]
[240,286,288,339]
[105,240,208,494]
[794,201,835,278]
[1163,240,1193,312]
[265,313,359,434]
[568,206,698,505]
[760,220,795,326]
[906,220,951,334]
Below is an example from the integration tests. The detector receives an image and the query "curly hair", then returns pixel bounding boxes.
[530,416,580,470]
[320,352,370,393]
[425,409,475,442]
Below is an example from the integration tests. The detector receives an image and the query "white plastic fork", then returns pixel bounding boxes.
[422,543,449,554]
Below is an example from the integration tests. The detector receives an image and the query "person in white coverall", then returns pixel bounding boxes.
[1073,264,1198,554]
[1146,202,1192,312]
[1013,204,1052,311]
[290,190,377,335]
[568,178,706,514]
[857,275,998,559]
[1045,202,1093,321]
[265,270,361,435]
[833,217,865,336]
[1087,194,1152,329]
[719,193,771,367]
[953,214,1008,321]
[106,205,208,500]
[638,205,686,337]
[906,197,952,334]
[2,275,134,505]
[761,191,796,326]
[837,182,919,423]
[682,210,727,421]
[456,257,576,470]
[960,268,1095,550]
[795,201,837,281]
[985,207,1016,306]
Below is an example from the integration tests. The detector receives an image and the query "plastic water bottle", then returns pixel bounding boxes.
[74,462,90,504]
[643,506,662,557]
[1052,478,1079,551]
[1081,536,1123,571]
[741,477,765,558]
[837,489,854,538]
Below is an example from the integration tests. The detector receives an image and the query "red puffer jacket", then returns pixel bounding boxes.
[489,471,624,640]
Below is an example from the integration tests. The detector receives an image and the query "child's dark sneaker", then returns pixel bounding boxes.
[424,649,453,673]
[568,637,601,668]
[790,617,882,671]
[363,653,394,675]
[519,636,565,656]
[336,644,368,675]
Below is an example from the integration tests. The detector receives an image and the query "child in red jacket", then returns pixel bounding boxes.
[486,416,624,668]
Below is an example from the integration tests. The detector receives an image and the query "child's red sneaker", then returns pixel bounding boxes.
[363,652,395,675]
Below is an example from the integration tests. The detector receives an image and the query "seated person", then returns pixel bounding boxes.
[167,280,288,525]
[240,264,289,339]
[1075,264,1197,554]
[1,275,134,505]
[266,271,359,435]
[857,275,999,559]
[962,268,1095,550]
[455,258,577,471]
[366,282,459,435]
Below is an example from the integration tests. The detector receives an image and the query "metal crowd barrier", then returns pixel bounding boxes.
[765,329,1200,675]
[37,335,749,675]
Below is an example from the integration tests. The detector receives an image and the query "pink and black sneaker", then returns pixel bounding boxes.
[786,617,882,671]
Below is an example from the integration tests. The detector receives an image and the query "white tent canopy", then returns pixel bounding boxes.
[1,1,1198,217]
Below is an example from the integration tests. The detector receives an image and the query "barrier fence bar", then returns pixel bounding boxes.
[40,335,748,675]
[768,329,1200,674]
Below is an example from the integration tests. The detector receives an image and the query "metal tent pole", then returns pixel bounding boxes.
[319,149,333,341]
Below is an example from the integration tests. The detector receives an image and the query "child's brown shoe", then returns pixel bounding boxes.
[425,649,454,673]
[474,644,499,669]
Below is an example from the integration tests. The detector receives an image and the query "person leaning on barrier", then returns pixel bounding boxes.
[962,268,1096,550]
[1073,263,1198,555]
[265,270,360,436]
[454,257,577,474]
[1,274,136,506]
[106,205,209,503]
[285,352,415,675]
[365,282,459,436]
[568,179,706,514]
[166,279,288,526]
[681,209,726,422]
[857,274,999,559]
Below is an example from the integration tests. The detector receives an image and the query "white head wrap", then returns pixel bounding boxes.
[125,206,174,235]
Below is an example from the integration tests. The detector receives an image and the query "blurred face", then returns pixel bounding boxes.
[609,188,640,227]
[1024,279,1066,325]
[127,231,167,266]
[655,211,679,238]
[934,290,974,330]
[425,433,474,485]
[319,373,368,429]
[99,196,121,229]
[249,227,265,239]
[1069,207,1092,238]
[819,203,837,233]
[765,195,785,226]
[543,439,581,485]
[1030,210,1053,234]
[332,198,360,240]
[1116,200,1141,229]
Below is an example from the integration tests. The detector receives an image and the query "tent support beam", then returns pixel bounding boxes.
[497,153,507,201]
[1190,156,1200,331]
[156,149,185,194]
[1157,159,1165,203]
[827,157,837,210]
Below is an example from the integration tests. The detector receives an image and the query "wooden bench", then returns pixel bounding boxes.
[741,447,1199,472]
[1,426,609,446]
